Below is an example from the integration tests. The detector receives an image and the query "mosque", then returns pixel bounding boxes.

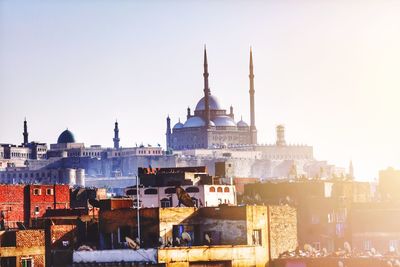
[166,48,257,150]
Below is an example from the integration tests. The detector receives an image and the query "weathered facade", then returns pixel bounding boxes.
[0,229,45,267]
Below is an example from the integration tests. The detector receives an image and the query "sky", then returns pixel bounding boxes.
[1,0,400,180]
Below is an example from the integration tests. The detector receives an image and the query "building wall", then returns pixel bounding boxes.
[0,230,46,267]
[268,205,298,259]
[129,185,236,208]
[0,185,25,229]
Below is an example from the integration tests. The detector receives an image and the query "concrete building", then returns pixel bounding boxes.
[126,184,237,208]
[84,203,298,266]
[349,202,400,254]
[244,179,372,252]
[379,167,400,200]
[0,167,85,186]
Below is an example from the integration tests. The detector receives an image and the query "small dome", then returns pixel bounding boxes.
[237,120,249,127]
[173,122,184,129]
[195,95,222,111]
[57,129,76,144]
[213,116,236,127]
[183,116,205,128]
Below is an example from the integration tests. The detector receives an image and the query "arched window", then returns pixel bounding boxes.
[209,187,215,193]
[160,198,172,208]
[144,188,158,195]
[224,187,230,193]
[186,187,200,193]
[165,187,176,194]
[217,187,223,193]
[126,189,137,196]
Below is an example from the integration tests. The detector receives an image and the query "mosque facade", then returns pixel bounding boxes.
[166,48,257,151]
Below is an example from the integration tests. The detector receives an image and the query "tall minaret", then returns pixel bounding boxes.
[349,160,354,179]
[113,120,120,149]
[203,46,211,128]
[23,118,29,145]
[249,48,257,144]
[166,115,171,150]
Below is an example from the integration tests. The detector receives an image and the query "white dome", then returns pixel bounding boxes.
[195,95,222,111]
[183,116,205,128]
[237,120,249,127]
[173,122,184,129]
[213,116,236,127]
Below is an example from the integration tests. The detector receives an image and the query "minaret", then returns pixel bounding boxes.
[187,107,191,120]
[113,120,120,149]
[23,118,29,145]
[203,46,211,128]
[249,48,257,145]
[166,115,171,150]
[276,125,286,146]
[349,160,354,179]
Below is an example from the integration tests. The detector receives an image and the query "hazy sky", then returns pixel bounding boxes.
[1,0,400,180]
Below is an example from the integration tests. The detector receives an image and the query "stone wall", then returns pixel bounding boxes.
[268,205,298,259]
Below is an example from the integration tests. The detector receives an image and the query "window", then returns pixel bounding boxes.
[186,187,200,193]
[217,187,223,193]
[21,258,33,267]
[364,240,372,251]
[34,206,40,213]
[126,189,137,196]
[165,187,176,194]
[144,188,158,195]
[389,240,398,251]
[46,188,54,195]
[209,187,215,192]
[160,198,172,208]
[252,229,262,246]
[118,226,131,243]
[33,188,41,195]
[224,187,230,193]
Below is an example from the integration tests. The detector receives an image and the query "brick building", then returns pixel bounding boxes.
[0,229,46,267]
[0,185,25,229]
[0,184,70,228]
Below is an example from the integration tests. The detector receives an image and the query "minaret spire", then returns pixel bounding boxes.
[249,47,257,145]
[23,117,29,145]
[203,45,211,128]
[166,115,171,150]
[113,120,120,149]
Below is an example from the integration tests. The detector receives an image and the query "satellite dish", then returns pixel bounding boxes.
[125,237,140,250]
[77,245,93,251]
[167,236,173,246]
[182,232,192,242]
[158,237,164,247]
[205,233,211,245]
[304,244,313,254]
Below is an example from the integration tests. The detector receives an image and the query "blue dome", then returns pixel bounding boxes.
[183,116,206,128]
[195,95,222,111]
[213,116,236,127]
[173,122,184,129]
[57,129,76,144]
[237,120,249,127]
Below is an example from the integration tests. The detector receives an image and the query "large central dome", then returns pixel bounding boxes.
[57,129,76,144]
[195,95,222,111]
